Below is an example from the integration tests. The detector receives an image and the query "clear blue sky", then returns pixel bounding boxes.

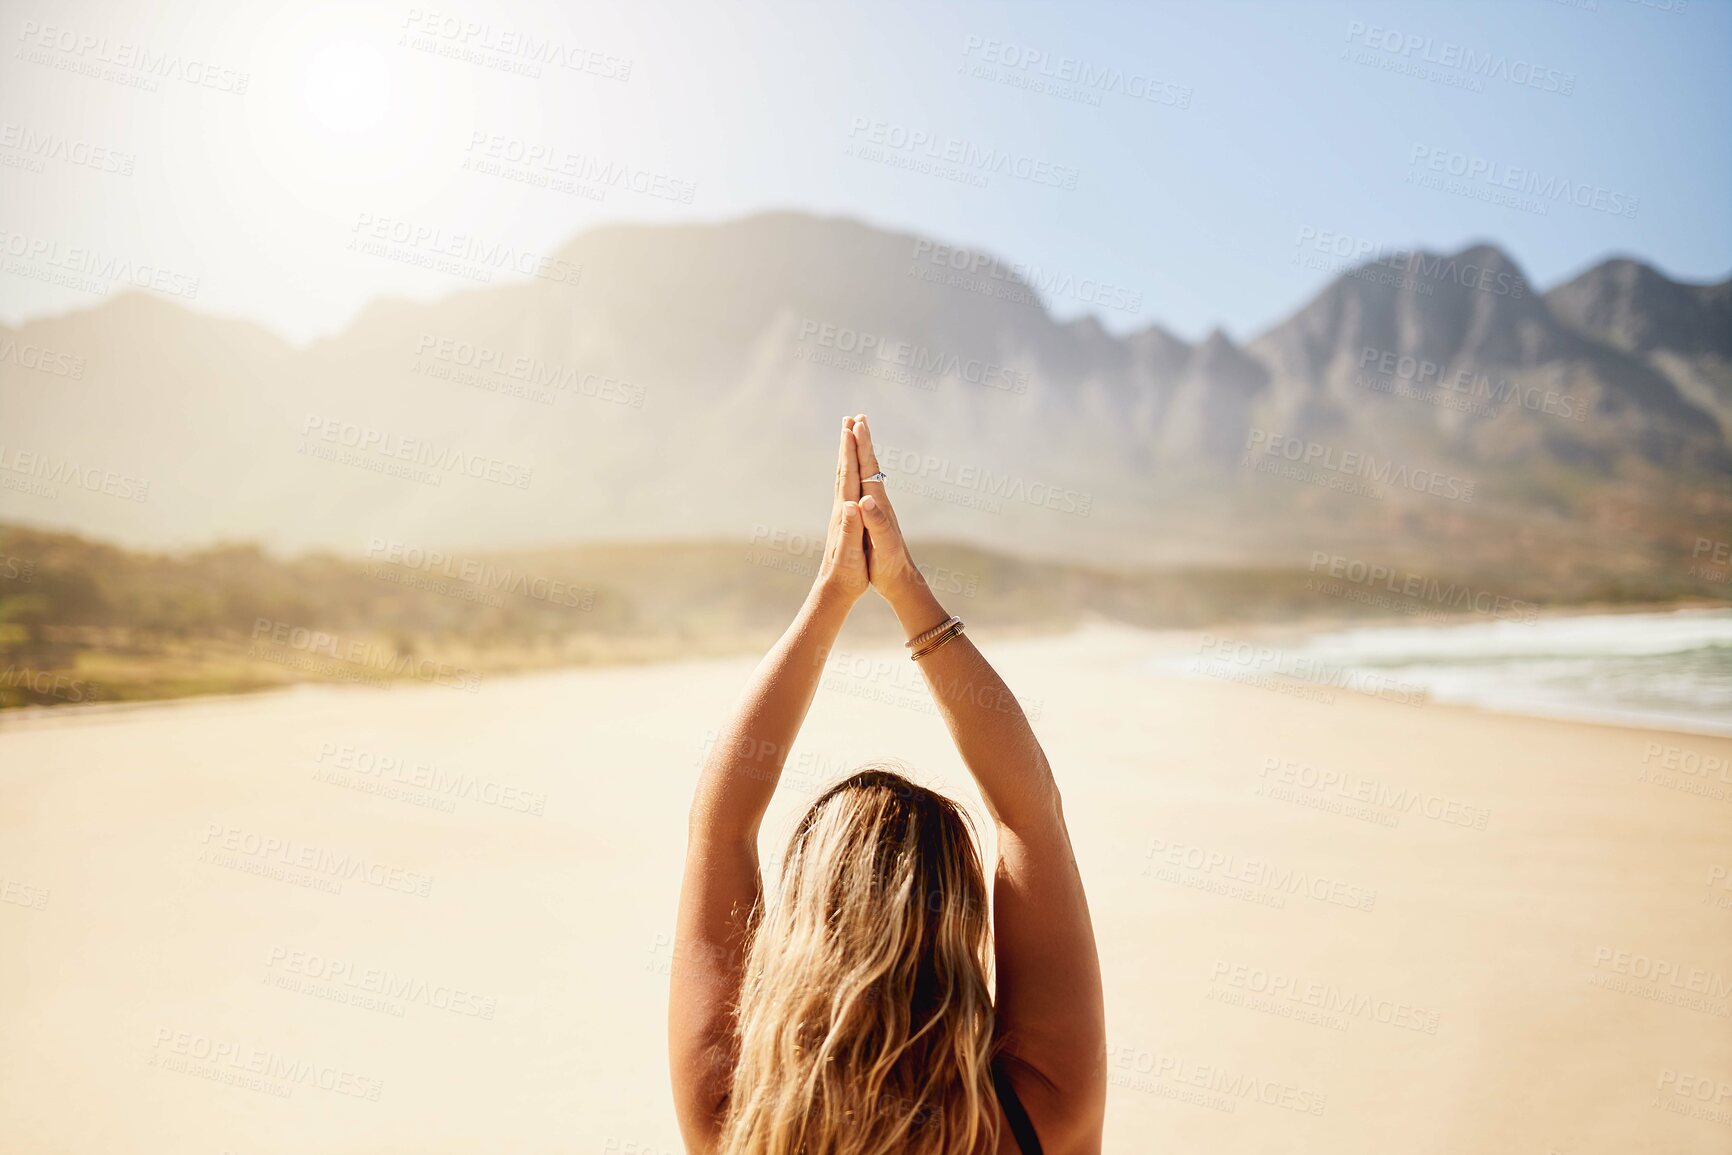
[728,0,1731,338]
[1,0,1727,342]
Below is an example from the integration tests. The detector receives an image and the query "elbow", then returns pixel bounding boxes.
[994,770,1066,838]
[1038,778,1068,830]
[686,794,761,850]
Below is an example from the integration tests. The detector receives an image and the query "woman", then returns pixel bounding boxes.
[670,415,1106,1154]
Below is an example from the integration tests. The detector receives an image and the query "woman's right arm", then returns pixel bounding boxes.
[850,416,1107,1153]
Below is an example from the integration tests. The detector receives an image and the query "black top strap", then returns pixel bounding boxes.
[991,1058,1044,1155]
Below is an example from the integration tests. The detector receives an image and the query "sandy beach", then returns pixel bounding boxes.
[0,624,1727,1154]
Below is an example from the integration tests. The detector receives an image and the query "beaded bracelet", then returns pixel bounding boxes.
[905,615,961,652]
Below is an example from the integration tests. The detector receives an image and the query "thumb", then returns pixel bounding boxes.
[859,493,896,538]
[840,500,864,545]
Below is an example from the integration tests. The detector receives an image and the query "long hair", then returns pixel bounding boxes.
[718,765,999,1155]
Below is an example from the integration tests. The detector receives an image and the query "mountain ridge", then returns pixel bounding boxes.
[1,212,1726,571]
[5,213,1727,359]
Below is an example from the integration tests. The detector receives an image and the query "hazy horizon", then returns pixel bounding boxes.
[2,0,1728,344]
[5,205,1728,352]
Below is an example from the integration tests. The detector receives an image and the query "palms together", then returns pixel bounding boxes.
[820,415,922,605]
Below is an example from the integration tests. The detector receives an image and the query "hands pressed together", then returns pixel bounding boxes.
[817,415,931,617]
[676,414,1105,1151]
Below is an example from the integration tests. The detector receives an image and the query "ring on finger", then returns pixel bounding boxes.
[863,471,888,484]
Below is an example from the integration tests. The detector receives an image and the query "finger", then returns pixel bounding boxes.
[853,414,886,503]
[836,499,865,573]
[840,500,863,548]
[859,493,902,546]
[835,424,861,503]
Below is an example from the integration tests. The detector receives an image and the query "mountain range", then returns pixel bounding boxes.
[1,211,1726,579]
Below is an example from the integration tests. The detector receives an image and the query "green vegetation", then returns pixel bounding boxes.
[0,522,1721,709]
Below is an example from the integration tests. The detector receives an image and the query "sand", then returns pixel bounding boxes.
[0,624,1728,1154]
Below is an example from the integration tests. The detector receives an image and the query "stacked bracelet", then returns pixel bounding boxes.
[910,618,965,660]
[905,615,961,652]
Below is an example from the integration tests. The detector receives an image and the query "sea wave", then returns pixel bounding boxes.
[1287,609,1732,735]
[1153,609,1732,736]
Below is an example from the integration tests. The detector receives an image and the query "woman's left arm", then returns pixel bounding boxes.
[669,420,868,1149]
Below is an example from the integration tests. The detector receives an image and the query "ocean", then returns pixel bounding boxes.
[1269,607,1732,736]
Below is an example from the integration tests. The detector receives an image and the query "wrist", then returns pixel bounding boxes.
[805,578,860,625]
[887,581,947,639]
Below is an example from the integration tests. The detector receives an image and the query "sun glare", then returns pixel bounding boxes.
[300,40,390,135]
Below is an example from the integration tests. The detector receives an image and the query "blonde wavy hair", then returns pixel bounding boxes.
[718,765,1000,1155]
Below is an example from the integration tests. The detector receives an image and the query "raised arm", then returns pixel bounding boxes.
[669,421,869,1150]
[851,415,1107,1154]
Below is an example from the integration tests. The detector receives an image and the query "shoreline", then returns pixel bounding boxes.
[4,610,1727,743]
